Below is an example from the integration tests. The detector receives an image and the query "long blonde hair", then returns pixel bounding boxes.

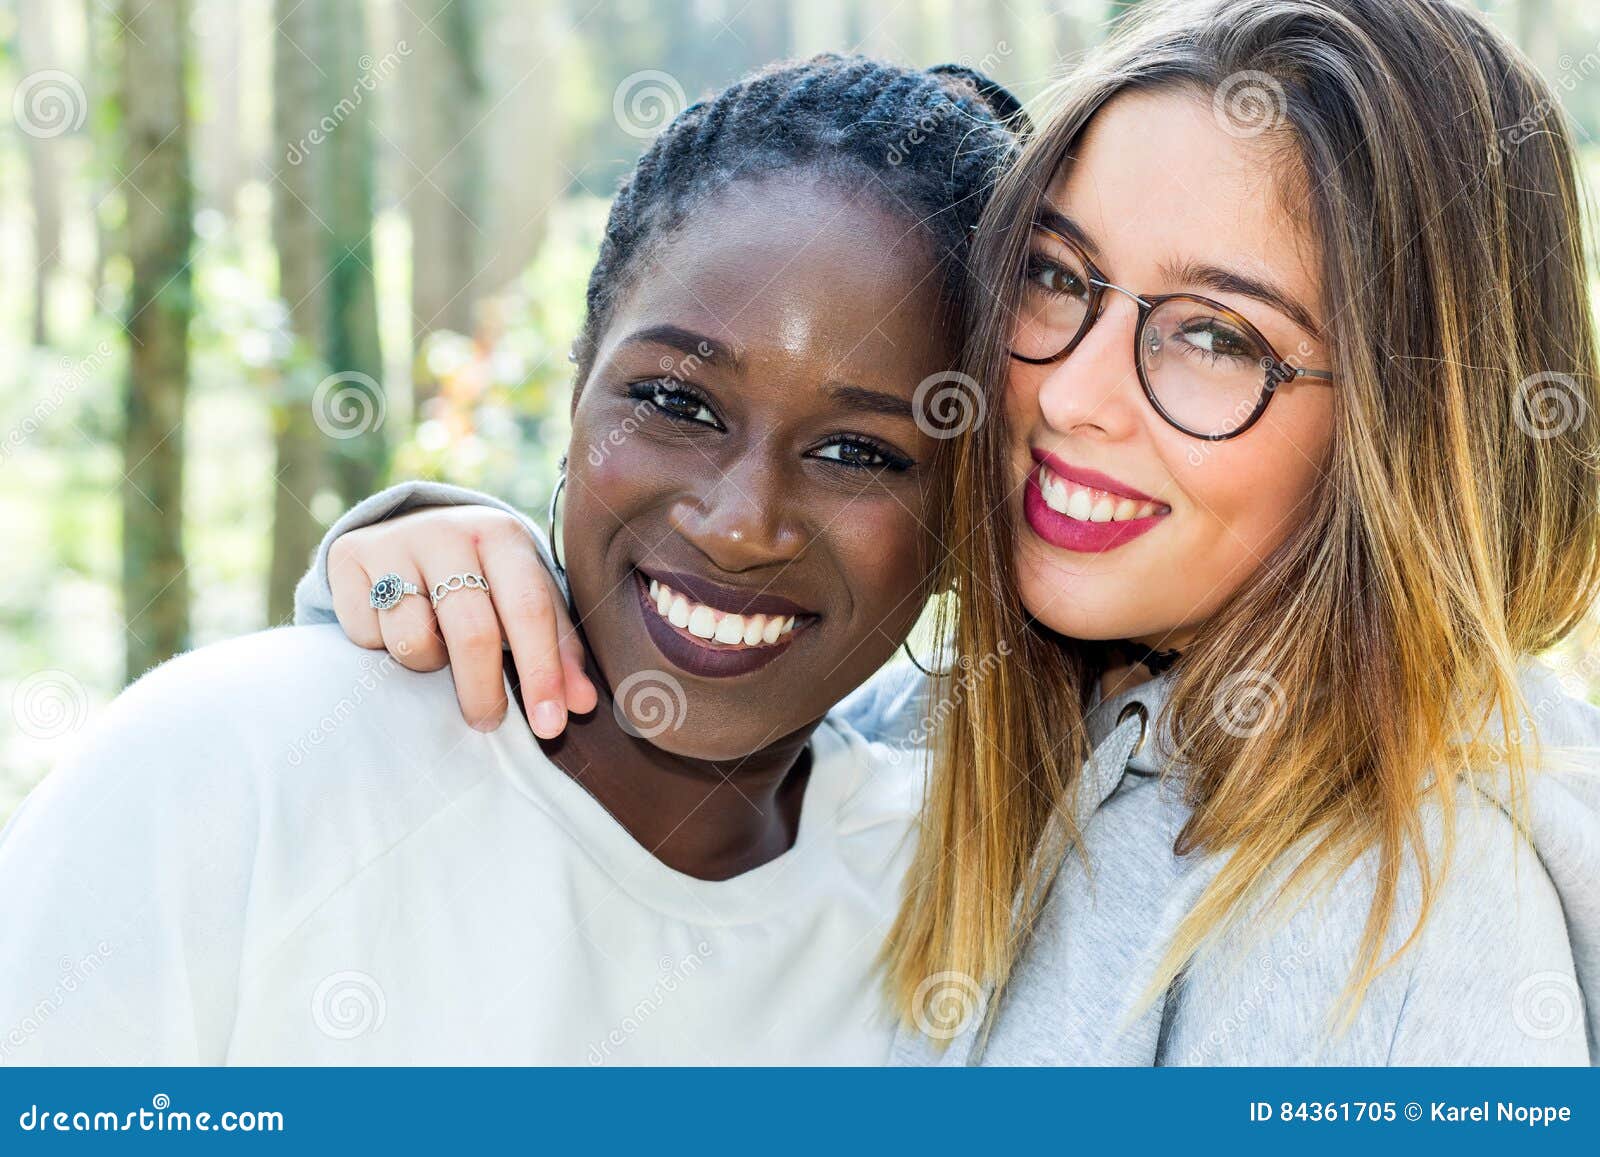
[887,0,1600,1033]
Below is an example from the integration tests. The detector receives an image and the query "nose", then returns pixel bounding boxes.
[1032,293,1146,441]
[668,454,807,574]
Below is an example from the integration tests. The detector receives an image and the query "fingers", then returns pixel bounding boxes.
[555,587,599,716]
[478,536,595,738]
[321,506,596,738]
[330,539,446,672]
[424,556,512,732]
[327,535,385,649]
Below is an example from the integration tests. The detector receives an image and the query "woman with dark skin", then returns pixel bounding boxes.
[538,168,949,878]
[0,57,1019,1064]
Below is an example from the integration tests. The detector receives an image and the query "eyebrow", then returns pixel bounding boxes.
[1032,204,1324,339]
[615,324,739,369]
[824,383,915,420]
[1160,259,1323,339]
[1033,205,1100,257]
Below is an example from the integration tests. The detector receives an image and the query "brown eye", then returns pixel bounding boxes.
[630,380,721,427]
[809,436,912,473]
[1025,255,1091,302]
[1174,318,1257,363]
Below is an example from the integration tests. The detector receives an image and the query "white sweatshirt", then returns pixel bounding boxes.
[0,625,922,1065]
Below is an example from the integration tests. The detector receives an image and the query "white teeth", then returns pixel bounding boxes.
[645,577,802,649]
[1039,466,1163,524]
[687,605,717,639]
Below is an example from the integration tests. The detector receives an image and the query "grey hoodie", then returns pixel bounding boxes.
[296,481,1600,1066]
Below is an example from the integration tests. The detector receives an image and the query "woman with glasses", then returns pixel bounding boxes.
[301,0,1600,1064]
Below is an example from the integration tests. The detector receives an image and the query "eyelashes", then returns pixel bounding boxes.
[624,379,914,473]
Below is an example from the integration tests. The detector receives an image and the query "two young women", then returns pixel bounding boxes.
[5,0,1598,1065]
[309,0,1600,1065]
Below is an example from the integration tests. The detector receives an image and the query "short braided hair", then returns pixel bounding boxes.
[572,54,1027,383]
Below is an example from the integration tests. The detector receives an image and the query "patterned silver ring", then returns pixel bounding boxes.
[430,572,490,609]
[369,572,421,611]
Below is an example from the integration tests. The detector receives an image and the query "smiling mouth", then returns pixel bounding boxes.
[641,572,803,649]
[1023,458,1171,554]
[1035,462,1166,522]
[632,569,815,679]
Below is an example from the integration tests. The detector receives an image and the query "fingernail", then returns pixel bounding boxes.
[471,713,504,733]
[532,700,566,737]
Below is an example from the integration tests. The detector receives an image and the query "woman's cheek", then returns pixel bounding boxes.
[835,498,933,637]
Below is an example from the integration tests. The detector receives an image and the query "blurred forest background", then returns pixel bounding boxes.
[2,0,1598,816]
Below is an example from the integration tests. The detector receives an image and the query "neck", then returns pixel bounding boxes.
[1100,628,1194,699]
[507,655,816,880]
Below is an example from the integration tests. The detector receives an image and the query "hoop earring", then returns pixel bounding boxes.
[901,640,951,678]
[547,455,567,575]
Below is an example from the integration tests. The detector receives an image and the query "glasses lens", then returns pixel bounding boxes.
[1012,230,1094,361]
[1141,297,1274,437]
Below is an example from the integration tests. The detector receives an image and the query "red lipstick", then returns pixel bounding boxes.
[1023,448,1169,554]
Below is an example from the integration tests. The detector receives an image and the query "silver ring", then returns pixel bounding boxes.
[430,572,490,609]
[369,572,421,611]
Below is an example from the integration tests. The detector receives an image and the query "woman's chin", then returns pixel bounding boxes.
[623,726,782,765]
[1015,548,1149,643]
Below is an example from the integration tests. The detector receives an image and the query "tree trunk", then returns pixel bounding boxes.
[404,0,484,367]
[198,0,247,216]
[86,0,117,296]
[18,1,65,346]
[266,0,332,624]
[473,2,562,307]
[119,0,193,682]
[320,0,388,506]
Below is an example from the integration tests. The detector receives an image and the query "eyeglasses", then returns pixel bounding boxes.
[1009,225,1334,441]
